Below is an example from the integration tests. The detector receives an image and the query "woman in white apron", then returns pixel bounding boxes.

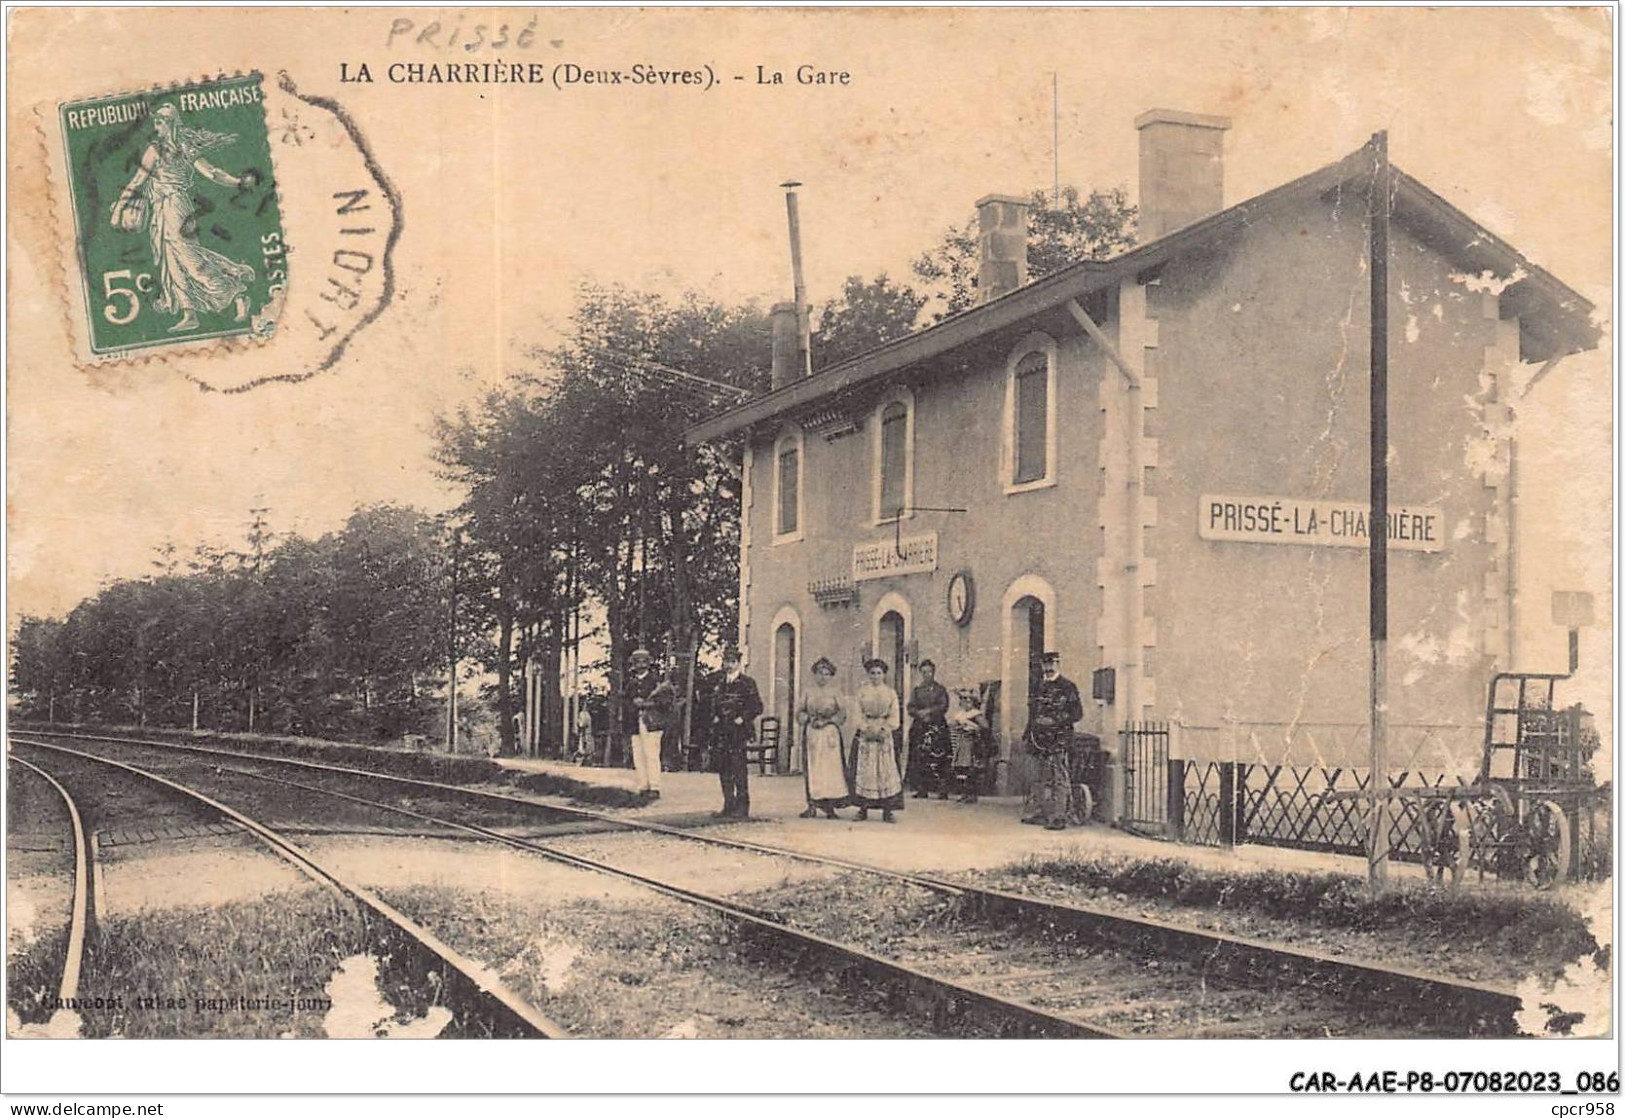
[851,658,904,822]
[796,657,850,819]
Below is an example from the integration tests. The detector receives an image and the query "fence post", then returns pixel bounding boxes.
[1233,762,1251,845]
[1218,761,1236,847]
[1167,757,1185,841]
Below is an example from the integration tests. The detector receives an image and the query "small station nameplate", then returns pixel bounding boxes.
[854,531,939,580]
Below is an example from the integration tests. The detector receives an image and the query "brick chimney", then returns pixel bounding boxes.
[975,194,1030,303]
[769,301,800,389]
[1135,109,1231,241]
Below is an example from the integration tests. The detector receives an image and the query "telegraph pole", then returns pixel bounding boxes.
[1367,132,1391,885]
[446,526,460,753]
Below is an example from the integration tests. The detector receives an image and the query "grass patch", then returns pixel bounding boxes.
[18,722,643,810]
[75,888,366,1037]
[385,884,940,1038]
[7,925,72,1025]
[997,853,1598,969]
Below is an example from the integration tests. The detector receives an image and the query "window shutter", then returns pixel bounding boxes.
[879,403,907,518]
[778,447,799,533]
[1014,356,1047,483]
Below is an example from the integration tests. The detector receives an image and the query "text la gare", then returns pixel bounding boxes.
[757,64,851,85]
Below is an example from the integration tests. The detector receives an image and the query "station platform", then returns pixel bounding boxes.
[493,754,1427,882]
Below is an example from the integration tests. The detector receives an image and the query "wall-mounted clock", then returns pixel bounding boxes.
[947,570,975,627]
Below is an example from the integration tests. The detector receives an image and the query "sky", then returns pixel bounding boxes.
[7,6,1614,708]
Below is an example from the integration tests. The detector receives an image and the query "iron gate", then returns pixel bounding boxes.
[1120,722,1170,833]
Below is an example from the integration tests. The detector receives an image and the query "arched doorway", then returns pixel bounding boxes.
[770,609,800,773]
[1000,575,1057,796]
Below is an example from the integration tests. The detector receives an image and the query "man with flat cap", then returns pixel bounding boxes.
[1023,650,1084,830]
[708,646,763,819]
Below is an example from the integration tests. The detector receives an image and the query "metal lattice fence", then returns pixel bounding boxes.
[1174,760,1611,881]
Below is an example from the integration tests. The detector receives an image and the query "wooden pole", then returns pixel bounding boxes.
[447,527,459,753]
[681,633,700,770]
[1367,132,1391,885]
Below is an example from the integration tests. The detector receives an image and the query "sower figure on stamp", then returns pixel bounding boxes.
[624,648,670,801]
[709,647,763,820]
[906,658,952,800]
[1022,651,1084,830]
[111,103,257,333]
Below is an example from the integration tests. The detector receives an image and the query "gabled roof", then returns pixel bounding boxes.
[684,143,1600,446]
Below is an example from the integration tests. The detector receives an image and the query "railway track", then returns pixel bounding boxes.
[6,756,90,1028]
[13,728,1526,1036]
[9,739,568,1039]
[12,734,1098,1038]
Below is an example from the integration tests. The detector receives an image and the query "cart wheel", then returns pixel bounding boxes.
[1422,801,1472,889]
[1488,786,1522,881]
[1070,783,1094,827]
[1524,799,1572,890]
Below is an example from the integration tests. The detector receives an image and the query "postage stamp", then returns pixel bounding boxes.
[57,73,287,357]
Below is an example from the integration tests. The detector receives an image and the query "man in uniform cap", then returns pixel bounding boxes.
[708,646,763,818]
[1023,651,1084,830]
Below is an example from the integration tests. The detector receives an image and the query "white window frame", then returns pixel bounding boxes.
[870,385,916,526]
[772,425,805,544]
[1002,332,1059,494]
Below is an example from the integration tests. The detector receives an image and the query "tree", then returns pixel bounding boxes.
[435,384,591,756]
[10,616,68,719]
[434,283,766,757]
[813,274,927,369]
[912,185,1137,317]
[8,511,454,740]
[540,284,763,753]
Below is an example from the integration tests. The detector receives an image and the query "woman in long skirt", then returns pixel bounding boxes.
[906,658,952,798]
[796,657,850,819]
[851,658,904,822]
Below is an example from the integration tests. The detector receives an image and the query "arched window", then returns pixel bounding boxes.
[773,426,804,542]
[1003,335,1058,492]
[871,387,915,524]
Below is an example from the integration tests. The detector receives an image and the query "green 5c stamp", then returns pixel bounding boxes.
[59,74,286,356]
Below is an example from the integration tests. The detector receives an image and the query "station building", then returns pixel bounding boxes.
[685,110,1598,795]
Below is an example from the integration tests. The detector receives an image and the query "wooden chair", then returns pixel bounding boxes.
[747,717,781,775]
